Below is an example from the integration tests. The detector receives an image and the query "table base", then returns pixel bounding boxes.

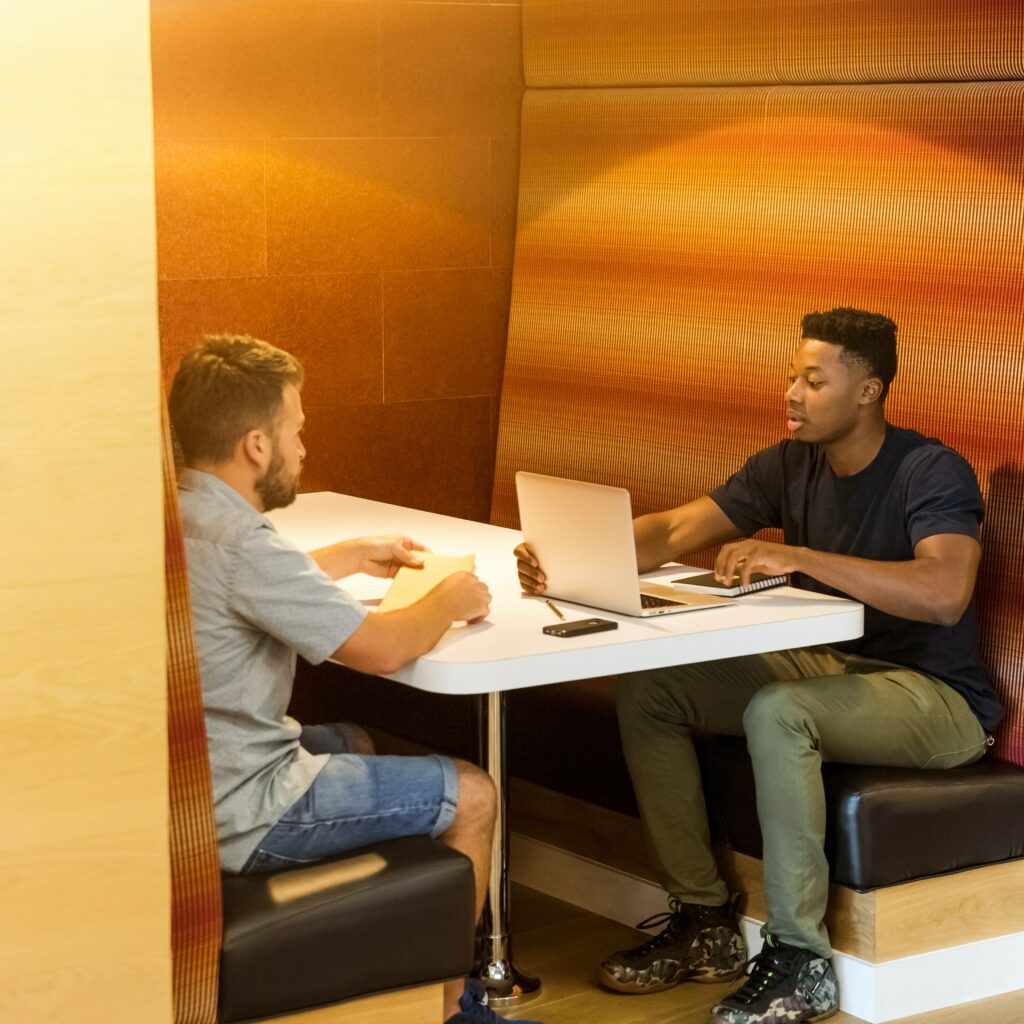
[478,692,543,1008]
[480,943,541,1007]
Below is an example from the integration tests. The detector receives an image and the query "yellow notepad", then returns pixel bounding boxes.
[377,552,476,613]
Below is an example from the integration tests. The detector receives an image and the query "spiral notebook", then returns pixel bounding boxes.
[671,570,786,597]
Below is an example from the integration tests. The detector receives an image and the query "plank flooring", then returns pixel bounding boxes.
[507,885,1024,1024]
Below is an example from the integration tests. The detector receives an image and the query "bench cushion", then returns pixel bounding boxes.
[508,678,1024,891]
[293,666,1024,893]
[219,836,475,1022]
[705,735,1024,890]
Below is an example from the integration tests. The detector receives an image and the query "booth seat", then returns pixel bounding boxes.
[293,9,1024,982]
[484,0,1024,948]
[218,837,474,1023]
[506,679,1024,892]
[294,665,1024,898]
[163,408,476,1024]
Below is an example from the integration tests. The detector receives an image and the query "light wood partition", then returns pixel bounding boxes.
[0,4,170,1023]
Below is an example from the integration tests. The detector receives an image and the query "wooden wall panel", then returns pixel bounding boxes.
[151,0,524,522]
[0,4,170,1022]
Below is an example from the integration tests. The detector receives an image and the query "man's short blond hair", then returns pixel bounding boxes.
[169,335,304,466]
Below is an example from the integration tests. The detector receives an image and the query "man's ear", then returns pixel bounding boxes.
[859,377,883,405]
[240,428,272,470]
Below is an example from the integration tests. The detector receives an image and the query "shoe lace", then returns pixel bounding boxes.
[728,942,803,1007]
[625,898,691,960]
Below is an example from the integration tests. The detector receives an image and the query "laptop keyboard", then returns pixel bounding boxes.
[641,592,681,608]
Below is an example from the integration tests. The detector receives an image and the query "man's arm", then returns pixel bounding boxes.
[633,496,744,573]
[715,533,981,627]
[330,571,490,675]
[515,495,741,593]
[310,534,425,580]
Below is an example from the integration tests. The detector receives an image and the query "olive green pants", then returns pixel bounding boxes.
[616,646,989,957]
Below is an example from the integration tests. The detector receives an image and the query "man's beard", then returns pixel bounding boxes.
[255,445,299,511]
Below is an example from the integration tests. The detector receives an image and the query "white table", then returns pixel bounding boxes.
[269,492,864,1005]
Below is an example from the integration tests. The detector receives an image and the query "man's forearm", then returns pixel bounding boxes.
[634,512,678,573]
[331,585,458,676]
[381,589,460,669]
[310,539,363,579]
[795,547,971,626]
[634,498,741,574]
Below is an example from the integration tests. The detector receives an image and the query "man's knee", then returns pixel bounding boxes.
[450,759,496,830]
[617,671,673,721]
[617,667,711,734]
[743,682,815,742]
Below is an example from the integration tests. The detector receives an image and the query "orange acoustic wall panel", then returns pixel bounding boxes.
[524,0,1024,87]
[151,0,523,522]
[163,400,222,1024]
[493,81,1024,763]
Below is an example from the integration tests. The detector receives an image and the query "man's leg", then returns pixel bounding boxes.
[270,725,507,1023]
[743,656,988,956]
[299,725,495,919]
[602,654,790,993]
[616,654,788,905]
[438,761,496,1018]
[711,656,988,1024]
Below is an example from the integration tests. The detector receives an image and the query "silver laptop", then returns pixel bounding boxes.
[515,472,730,618]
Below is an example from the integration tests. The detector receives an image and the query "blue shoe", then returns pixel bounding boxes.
[444,979,543,1024]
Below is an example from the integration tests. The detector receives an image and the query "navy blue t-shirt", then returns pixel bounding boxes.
[709,424,1003,732]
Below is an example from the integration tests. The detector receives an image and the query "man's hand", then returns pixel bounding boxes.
[514,542,546,595]
[715,539,803,588]
[436,571,491,623]
[352,534,426,579]
[333,567,492,674]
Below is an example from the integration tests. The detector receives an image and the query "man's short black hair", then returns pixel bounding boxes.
[801,307,898,401]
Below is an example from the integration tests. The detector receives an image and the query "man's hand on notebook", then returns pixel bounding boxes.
[514,542,546,595]
[715,538,801,588]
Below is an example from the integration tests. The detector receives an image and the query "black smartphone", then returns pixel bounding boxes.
[542,617,619,638]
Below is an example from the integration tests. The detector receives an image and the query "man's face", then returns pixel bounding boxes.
[785,338,876,445]
[255,383,306,512]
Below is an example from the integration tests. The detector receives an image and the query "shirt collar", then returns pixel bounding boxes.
[178,468,277,530]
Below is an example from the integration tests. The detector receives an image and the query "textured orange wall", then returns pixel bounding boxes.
[495,3,1024,762]
[152,0,523,521]
[523,0,1024,87]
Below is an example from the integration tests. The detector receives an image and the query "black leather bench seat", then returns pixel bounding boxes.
[219,835,475,1022]
[705,735,1024,890]
[294,664,1024,898]
[507,677,1024,892]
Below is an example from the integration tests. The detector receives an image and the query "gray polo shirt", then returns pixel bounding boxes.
[178,470,368,872]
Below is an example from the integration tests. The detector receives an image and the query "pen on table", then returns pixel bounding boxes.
[545,599,566,621]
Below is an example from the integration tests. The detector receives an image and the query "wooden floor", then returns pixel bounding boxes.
[507,884,1024,1024]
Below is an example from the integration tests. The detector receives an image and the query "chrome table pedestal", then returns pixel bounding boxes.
[478,691,541,1008]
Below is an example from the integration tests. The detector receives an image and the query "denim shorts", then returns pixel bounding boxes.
[243,723,459,874]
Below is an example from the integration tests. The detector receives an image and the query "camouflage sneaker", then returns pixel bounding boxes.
[710,933,839,1024]
[599,895,746,994]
